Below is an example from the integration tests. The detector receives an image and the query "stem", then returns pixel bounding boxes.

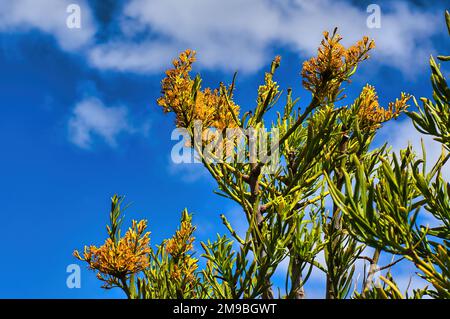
[362,248,381,297]
[291,257,306,299]
[248,162,274,299]
[119,276,132,299]
[326,130,349,299]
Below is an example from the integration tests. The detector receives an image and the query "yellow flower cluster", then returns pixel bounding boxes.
[74,220,150,281]
[356,84,411,130]
[166,219,195,259]
[302,30,375,100]
[169,258,199,284]
[257,56,281,105]
[165,217,198,284]
[157,49,240,130]
[157,50,196,128]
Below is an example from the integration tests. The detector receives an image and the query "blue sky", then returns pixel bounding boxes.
[0,0,449,298]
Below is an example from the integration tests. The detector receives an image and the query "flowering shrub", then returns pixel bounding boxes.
[75,11,450,299]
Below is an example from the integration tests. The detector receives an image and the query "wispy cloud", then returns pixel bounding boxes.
[167,160,210,183]
[88,40,179,73]
[68,97,133,149]
[166,140,220,184]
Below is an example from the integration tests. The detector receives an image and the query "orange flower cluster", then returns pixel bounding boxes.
[302,30,375,100]
[157,49,240,130]
[74,220,151,282]
[165,216,198,284]
[356,84,411,130]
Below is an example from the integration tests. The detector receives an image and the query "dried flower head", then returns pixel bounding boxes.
[302,30,375,101]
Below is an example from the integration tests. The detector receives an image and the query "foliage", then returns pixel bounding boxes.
[326,11,450,299]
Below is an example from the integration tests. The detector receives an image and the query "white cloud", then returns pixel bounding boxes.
[87,0,439,75]
[0,0,96,50]
[68,98,133,149]
[88,41,180,73]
